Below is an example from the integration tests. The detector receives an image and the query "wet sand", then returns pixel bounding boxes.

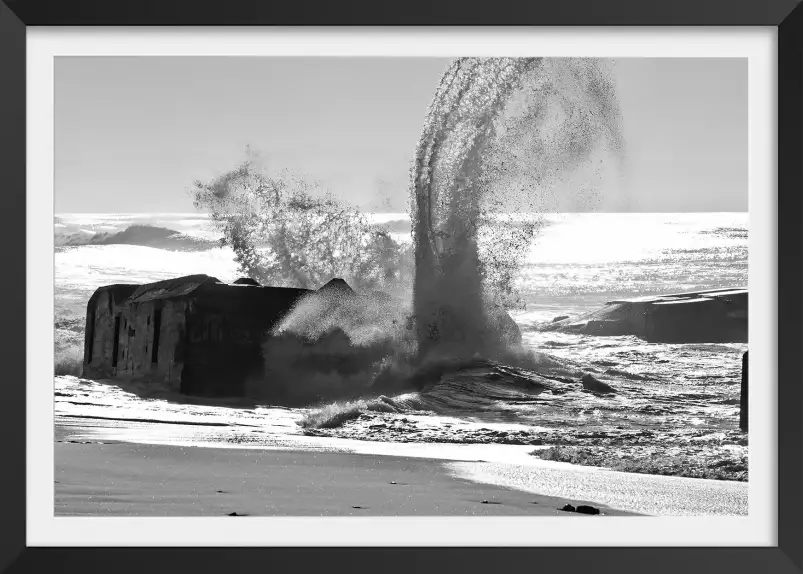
[54,438,636,517]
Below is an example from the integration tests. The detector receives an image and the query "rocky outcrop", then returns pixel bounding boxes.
[540,288,747,343]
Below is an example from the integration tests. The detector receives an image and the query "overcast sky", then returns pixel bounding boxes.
[55,57,747,213]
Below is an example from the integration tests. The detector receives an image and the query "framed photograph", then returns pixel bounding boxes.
[1,1,800,573]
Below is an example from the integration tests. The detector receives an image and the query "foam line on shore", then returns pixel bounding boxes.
[446,461,748,516]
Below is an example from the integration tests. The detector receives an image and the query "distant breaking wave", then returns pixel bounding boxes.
[55,224,219,251]
[55,218,416,253]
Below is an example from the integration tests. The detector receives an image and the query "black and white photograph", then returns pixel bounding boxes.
[53,54,751,519]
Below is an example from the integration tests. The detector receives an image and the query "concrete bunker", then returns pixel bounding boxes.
[82,274,354,397]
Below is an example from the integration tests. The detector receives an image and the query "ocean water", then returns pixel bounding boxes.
[54,211,748,488]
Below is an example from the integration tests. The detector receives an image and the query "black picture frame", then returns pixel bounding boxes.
[1,1,800,573]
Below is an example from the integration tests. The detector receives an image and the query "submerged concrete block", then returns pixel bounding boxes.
[740,351,748,432]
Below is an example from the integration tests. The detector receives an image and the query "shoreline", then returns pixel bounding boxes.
[55,420,747,516]
[55,434,634,517]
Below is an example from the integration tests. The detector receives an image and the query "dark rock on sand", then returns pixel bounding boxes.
[552,315,570,323]
[581,374,616,394]
[559,503,600,515]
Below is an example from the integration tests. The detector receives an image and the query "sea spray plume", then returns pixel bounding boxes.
[411,58,542,360]
[191,148,413,292]
[410,57,623,362]
[415,60,542,257]
[273,287,412,350]
[484,58,624,210]
[477,59,624,304]
[192,150,417,404]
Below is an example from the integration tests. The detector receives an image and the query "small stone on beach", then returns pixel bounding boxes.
[559,503,601,515]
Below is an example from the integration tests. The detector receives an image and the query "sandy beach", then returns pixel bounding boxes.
[54,418,749,516]
[54,428,636,517]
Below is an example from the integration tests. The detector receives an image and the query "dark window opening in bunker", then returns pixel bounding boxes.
[152,309,162,364]
[112,315,121,368]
